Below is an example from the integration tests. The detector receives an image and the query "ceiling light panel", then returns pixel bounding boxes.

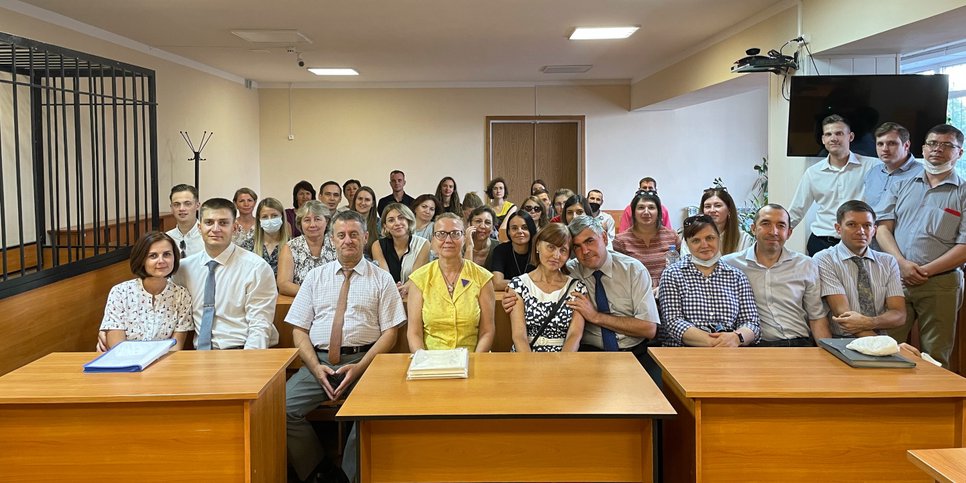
[569,27,639,40]
[308,68,359,76]
[541,65,593,74]
[231,29,312,44]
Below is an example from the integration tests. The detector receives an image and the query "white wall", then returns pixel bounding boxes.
[258,84,767,225]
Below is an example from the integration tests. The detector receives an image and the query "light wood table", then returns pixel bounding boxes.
[650,347,966,482]
[338,352,675,483]
[908,448,966,482]
[0,349,297,483]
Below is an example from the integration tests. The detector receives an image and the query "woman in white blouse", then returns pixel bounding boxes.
[99,231,192,350]
[372,203,431,298]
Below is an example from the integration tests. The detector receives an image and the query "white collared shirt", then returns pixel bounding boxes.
[174,243,279,349]
[788,152,879,237]
[166,224,205,257]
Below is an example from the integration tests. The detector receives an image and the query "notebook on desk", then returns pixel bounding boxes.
[84,339,176,372]
[818,338,916,369]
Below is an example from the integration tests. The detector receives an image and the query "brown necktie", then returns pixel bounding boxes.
[328,268,353,364]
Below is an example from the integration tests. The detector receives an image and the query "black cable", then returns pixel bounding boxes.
[781,72,790,101]
[802,40,821,75]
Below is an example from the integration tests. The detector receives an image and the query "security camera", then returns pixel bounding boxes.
[296,52,305,68]
[298,59,305,67]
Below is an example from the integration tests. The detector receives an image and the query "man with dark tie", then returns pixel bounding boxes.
[284,210,406,483]
[813,200,905,337]
[173,197,278,349]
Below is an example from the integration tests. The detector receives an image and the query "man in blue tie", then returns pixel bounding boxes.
[174,198,278,349]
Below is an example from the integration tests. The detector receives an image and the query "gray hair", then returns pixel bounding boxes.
[295,200,329,227]
[567,214,604,237]
[331,209,367,231]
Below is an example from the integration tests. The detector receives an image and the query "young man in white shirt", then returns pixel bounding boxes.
[788,115,880,256]
[173,197,278,350]
[165,184,204,257]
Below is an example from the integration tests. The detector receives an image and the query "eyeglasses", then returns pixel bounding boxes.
[433,230,464,241]
[636,189,657,197]
[924,140,962,151]
[683,214,714,228]
[179,240,186,258]
[522,205,542,213]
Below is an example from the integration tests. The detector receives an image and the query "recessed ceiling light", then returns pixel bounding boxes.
[231,29,312,44]
[569,26,639,40]
[308,68,359,76]
[541,65,593,74]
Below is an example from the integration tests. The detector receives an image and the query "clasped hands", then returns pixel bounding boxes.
[312,362,361,400]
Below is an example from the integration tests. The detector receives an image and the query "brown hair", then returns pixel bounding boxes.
[699,188,739,255]
[130,231,179,279]
[530,222,571,267]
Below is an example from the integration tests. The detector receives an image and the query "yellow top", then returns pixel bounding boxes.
[409,260,493,350]
[494,200,515,218]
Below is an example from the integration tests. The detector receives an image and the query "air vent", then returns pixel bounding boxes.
[231,29,312,44]
[541,65,593,74]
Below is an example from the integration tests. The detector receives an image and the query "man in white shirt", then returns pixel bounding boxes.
[722,204,832,345]
[285,210,406,483]
[173,198,278,349]
[586,189,616,249]
[789,115,880,256]
[165,184,204,257]
[318,180,343,216]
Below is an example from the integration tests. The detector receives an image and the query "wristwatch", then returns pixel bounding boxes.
[735,331,745,345]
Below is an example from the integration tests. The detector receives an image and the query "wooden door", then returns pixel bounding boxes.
[486,116,583,206]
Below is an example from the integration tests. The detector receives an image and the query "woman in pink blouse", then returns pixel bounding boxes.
[613,190,681,293]
[99,231,192,350]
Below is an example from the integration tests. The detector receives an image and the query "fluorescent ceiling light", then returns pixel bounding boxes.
[231,29,312,44]
[569,26,639,40]
[308,68,359,76]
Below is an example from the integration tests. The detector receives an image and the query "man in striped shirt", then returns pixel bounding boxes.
[814,200,905,337]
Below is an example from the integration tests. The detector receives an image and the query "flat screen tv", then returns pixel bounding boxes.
[787,74,948,158]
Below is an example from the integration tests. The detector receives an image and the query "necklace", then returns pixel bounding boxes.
[441,259,464,295]
[512,247,528,275]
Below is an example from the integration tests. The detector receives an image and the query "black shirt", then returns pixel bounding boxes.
[490,242,534,280]
[377,192,415,219]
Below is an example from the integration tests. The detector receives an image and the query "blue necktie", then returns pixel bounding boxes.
[197,259,217,350]
[593,270,619,351]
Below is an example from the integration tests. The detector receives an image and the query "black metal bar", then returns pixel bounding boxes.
[47,50,59,267]
[121,69,130,246]
[149,73,159,231]
[73,63,84,261]
[111,68,120,250]
[99,66,108,255]
[30,48,47,274]
[11,42,26,277]
[132,73,141,240]
[0,48,8,280]
[1,33,154,76]
[59,53,72,263]
[88,64,100,254]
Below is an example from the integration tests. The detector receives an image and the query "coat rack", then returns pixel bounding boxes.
[179,131,213,192]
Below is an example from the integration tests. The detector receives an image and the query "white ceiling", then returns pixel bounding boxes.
[16,0,785,85]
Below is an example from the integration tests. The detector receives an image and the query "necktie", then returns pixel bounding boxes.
[329,268,354,364]
[592,270,619,351]
[850,256,876,317]
[197,259,217,350]
[179,240,187,259]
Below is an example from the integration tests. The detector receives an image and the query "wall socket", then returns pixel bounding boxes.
[288,134,295,141]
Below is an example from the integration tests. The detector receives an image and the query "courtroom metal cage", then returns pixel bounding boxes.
[0,32,159,299]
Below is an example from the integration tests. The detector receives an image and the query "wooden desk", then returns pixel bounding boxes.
[908,448,966,483]
[0,349,297,482]
[338,352,675,483]
[650,347,966,482]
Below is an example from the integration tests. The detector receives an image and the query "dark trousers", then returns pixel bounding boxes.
[807,233,839,257]
[755,337,815,347]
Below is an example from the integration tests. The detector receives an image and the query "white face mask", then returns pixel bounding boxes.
[690,252,721,268]
[923,161,955,175]
[260,217,283,234]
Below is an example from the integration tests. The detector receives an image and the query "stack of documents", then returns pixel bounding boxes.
[818,338,915,369]
[407,348,469,380]
[84,339,176,373]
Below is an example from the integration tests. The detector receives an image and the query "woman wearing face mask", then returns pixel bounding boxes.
[232,187,258,246]
[490,210,537,291]
[464,205,498,269]
[277,200,337,296]
[372,203,430,298]
[658,215,760,347]
[98,231,192,350]
[682,187,753,257]
[614,191,680,292]
[507,223,587,352]
[241,197,290,275]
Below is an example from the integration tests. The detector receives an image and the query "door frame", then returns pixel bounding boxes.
[484,115,586,196]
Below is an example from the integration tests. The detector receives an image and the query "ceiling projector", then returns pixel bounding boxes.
[731,48,799,74]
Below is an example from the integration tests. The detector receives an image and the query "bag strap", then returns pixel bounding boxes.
[529,278,578,350]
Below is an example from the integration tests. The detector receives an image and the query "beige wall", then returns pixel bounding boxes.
[0,7,261,208]
[258,84,767,225]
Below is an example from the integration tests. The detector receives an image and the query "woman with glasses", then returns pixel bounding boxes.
[372,203,430,299]
[277,200,337,296]
[407,212,496,352]
[465,205,499,268]
[520,195,550,229]
[434,177,463,216]
[490,211,537,291]
[507,223,587,352]
[614,191,680,294]
[411,194,442,241]
[240,197,290,275]
[285,180,315,237]
[659,214,760,347]
[683,187,753,257]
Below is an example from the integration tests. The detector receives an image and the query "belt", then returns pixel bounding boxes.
[318,343,374,355]
[756,337,813,347]
[811,234,840,243]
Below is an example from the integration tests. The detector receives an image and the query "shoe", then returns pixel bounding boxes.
[310,462,349,483]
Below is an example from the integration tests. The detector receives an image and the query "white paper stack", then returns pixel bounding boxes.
[84,339,176,372]
[407,348,469,380]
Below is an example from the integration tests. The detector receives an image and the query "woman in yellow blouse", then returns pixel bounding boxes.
[407,212,495,352]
